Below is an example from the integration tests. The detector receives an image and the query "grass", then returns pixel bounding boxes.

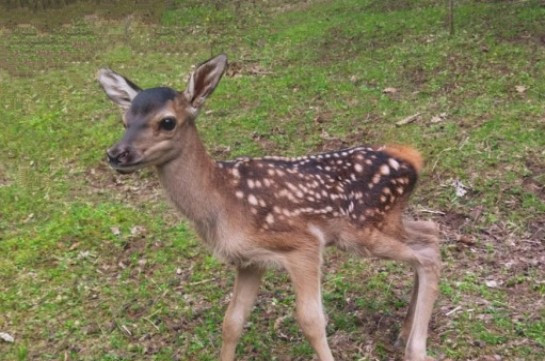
[1,0,545,360]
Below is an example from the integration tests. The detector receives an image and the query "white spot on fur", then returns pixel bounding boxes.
[380,164,390,175]
[235,190,244,199]
[388,158,400,170]
[354,163,363,172]
[248,194,258,205]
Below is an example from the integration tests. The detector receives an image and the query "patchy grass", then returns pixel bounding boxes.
[1,0,544,360]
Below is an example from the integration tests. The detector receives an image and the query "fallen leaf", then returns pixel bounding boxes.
[452,180,468,197]
[485,280,498,288]
[382,87,398,94]
[396,113,421,126]
[130,225,146,236]
[77,250,91,259]
[515,85,527,93]
[0,332,14,343]
[110,226,121,236]
[430,112,447,123]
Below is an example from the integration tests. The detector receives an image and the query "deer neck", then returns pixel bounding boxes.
[156,123,222,236]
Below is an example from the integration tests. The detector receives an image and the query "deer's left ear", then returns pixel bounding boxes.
[97,68,142,111]
[184,54,227,109]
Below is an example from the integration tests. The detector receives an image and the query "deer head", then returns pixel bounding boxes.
[97,54,227,173]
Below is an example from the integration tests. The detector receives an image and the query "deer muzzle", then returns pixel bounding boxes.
[106,143,142,173]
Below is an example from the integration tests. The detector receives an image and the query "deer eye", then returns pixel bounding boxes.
[159,117,176,131]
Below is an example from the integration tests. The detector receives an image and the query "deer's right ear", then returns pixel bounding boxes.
[97,68,142,111]
[184,54,227,109]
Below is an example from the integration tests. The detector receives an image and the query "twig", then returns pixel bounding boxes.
[416,207,446,215]
[521,239,542,245]
[445,305,461,316]
[396,113,421,126]
[189,278,215,286]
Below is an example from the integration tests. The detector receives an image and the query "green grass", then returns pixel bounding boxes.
[1,0,545,360]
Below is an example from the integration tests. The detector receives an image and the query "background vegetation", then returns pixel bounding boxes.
[1,0,544,360]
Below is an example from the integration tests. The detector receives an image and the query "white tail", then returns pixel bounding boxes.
[98,54,441,361]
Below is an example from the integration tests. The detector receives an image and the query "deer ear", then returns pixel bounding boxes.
[97,68,142,111]
[184,54,227,109]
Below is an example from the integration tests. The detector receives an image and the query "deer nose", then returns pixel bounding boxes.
[107,146,130,165]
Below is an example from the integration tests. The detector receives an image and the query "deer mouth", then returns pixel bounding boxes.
[109,161,144,174]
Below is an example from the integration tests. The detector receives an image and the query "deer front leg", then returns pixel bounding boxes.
[220,265,264,361]
[285,250,335,361]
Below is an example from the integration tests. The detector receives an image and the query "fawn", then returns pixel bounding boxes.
[97,54,440,361]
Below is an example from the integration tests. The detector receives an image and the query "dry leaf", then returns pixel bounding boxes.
[452,180,468,197]
[396,113,421,126]
[0,332,14,343]
[485,280,498,288]
[430,112,447,123]
[382,87,398,94]
[130,225,146,236]
[110,226,121,236]
[515,85,527,93]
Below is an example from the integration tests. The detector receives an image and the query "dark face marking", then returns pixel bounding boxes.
[130,87,178,116]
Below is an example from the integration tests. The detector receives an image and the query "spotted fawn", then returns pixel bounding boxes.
[98,54,440,361]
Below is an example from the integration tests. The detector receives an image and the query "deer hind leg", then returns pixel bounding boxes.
[220,265,265,361]
[284,249,335,361]
[403,221,440,361]
[395,271,419,350]
[396,220,440,351]
[364,225,440,361]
